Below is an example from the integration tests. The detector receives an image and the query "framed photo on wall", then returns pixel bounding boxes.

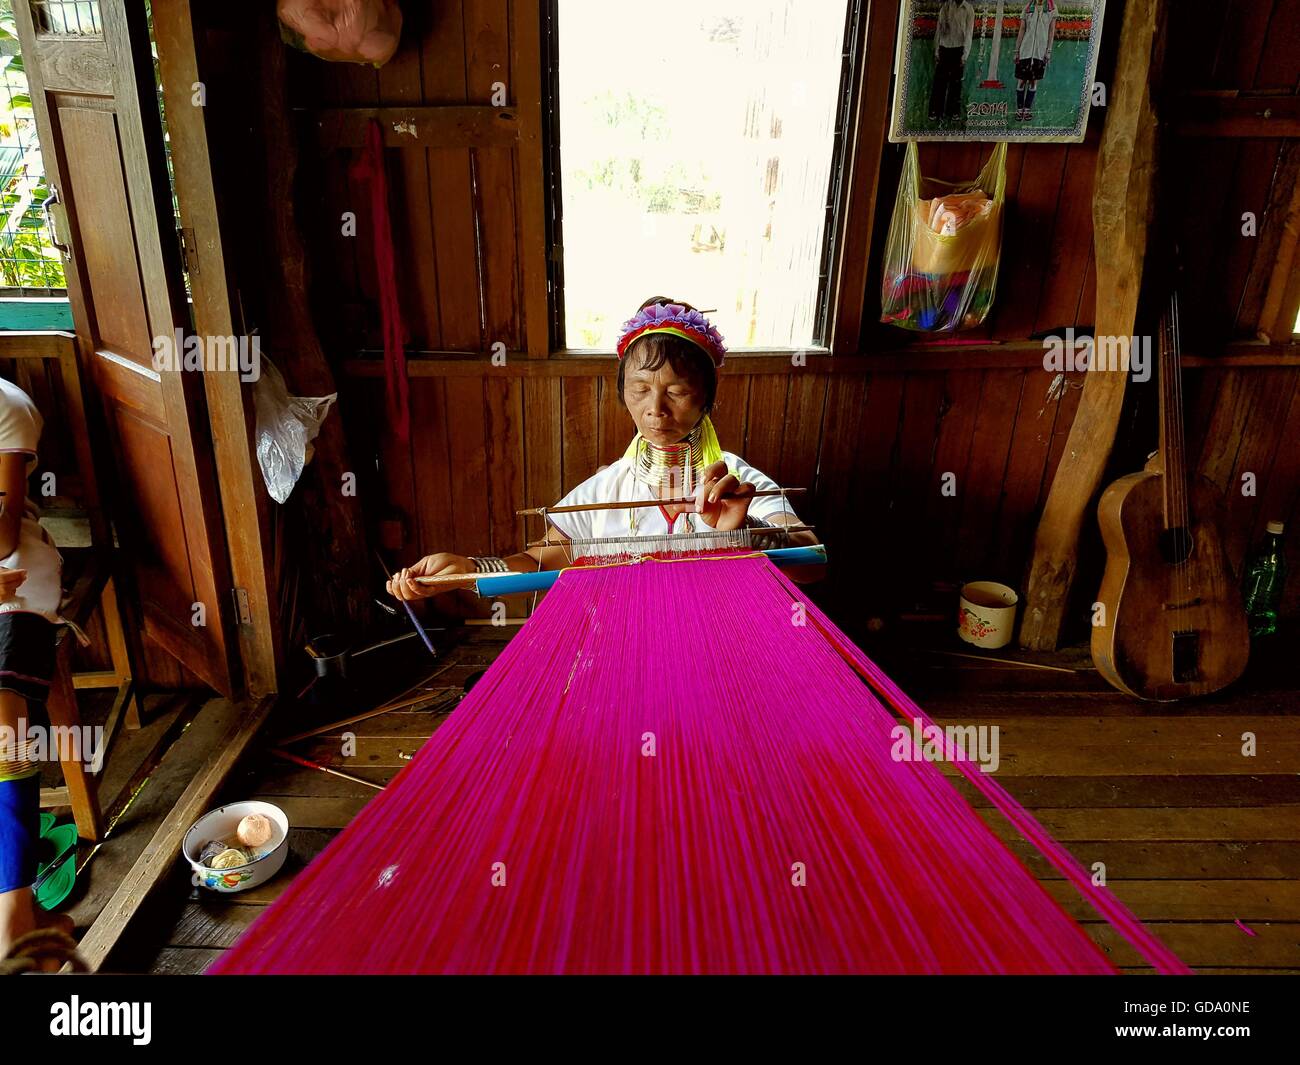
[889,1,1108,142]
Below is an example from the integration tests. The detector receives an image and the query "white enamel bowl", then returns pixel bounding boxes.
[182,800,290,893]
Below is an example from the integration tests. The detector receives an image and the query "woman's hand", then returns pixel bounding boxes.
[693,460,755,532]
[0,568,26,603]
[387,553,475,601]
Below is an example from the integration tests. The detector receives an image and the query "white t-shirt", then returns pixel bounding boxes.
[0,378,63,622]
[935,2,975,56]
[1019,2,1056,61]
[546,450,801,543]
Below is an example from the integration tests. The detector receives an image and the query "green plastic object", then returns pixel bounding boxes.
[34,816,78,911]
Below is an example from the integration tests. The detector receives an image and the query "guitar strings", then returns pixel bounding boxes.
[1162,295,1192,600]
[1172,293,1191,600]
[1177,293,1193,599]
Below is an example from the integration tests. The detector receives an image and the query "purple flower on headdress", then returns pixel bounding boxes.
[615,302,727,365]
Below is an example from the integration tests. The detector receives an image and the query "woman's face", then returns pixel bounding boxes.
[622,348,707,445]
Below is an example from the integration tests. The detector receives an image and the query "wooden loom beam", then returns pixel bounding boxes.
[1019,0,1167,651]
[828,0,901,356]
[518,487,806,516]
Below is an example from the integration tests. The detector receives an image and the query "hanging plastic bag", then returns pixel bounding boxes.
[277,0,402,68]
[254,356,337,504]
[881,142,1006,333]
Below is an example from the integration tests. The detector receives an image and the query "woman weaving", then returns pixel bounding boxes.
[388,298,822,601]
[223,299,1189,977]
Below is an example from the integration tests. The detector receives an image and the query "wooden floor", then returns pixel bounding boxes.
[38,691,232,953]
[99,624,1299,975]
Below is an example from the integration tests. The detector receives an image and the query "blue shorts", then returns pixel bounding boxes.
[0,773,38,892]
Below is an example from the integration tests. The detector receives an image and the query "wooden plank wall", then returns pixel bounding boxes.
[287,0,524,355]
[238,0,1299,631]
[1171,0,1300,616]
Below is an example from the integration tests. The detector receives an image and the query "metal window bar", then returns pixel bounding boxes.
[813,0,864,349]
[30,0,102,38]
[541,0,563,353]
[543,0,863,352]
[0,0,67,296]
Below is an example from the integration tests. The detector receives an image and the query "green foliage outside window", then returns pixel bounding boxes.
[0,1,67,292]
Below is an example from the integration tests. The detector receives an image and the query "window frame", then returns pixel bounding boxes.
[540,0,867,358]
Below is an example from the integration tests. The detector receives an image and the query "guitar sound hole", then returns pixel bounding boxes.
[1158,526,1194,565]
[1172,630,1200,684]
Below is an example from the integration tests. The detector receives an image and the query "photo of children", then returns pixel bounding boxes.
[890,0,1107,142]
[928,1,976,125]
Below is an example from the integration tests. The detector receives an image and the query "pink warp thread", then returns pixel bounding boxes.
[762,561,1191,975]
[210,556,1188,974]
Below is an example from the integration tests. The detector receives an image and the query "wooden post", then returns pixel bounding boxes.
[45,638,103,842]
[511,0,550,359]
[829,0,902,355]
[152,1,282,697]
[1019,0,1166,650]
[1250,141,1300,342]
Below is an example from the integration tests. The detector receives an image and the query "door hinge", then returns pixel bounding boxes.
[178,226,199,276]
[232,587,253,627]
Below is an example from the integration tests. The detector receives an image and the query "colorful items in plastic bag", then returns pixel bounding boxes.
[277,0,402,67]
[923,191,993,236]
[881,142,1006,333]
[883,267,998,332]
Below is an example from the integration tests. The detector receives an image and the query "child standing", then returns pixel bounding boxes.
[1014,0,1057,121]
[0,376,71,961]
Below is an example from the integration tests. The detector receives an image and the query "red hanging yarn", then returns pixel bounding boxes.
[350,117,410,441]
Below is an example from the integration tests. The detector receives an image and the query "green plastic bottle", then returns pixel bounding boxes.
[1242,520,1286,638]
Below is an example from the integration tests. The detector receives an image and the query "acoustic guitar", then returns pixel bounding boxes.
[1091,293,1250,700]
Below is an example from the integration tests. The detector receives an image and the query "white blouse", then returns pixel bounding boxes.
[546,451,801,543]
[1019,2,1057,62]
[0,378,63,623]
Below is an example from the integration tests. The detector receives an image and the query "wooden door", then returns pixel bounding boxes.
[13,0,235,694]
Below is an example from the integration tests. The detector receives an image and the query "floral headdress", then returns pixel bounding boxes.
[614,299,730,486]
[615,301,727,368]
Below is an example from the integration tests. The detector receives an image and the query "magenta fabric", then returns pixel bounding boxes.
[210,556,1187,974]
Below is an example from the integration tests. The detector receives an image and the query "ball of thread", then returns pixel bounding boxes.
[198,839,229,866]
[237,813,273,848]
[211,848,249,870]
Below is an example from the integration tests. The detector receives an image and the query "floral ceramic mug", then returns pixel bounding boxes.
[957,581,1019,649]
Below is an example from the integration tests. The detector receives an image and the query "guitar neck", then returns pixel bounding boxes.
[1157,292,1191,530]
